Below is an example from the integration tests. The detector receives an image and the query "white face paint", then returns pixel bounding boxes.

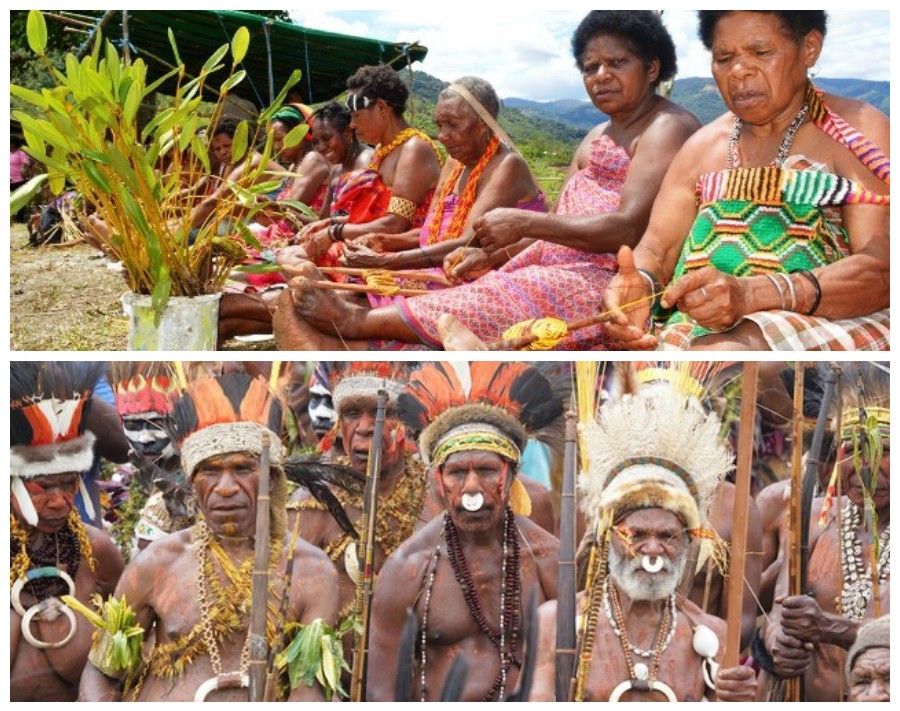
[461,492,484,512]
[642,555,664,574]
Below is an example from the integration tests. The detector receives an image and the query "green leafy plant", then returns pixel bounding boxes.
[276,616,357,700]
[11,10,307,316]
[63,593,144,678]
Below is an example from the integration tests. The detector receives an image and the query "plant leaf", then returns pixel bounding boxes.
[10,84,48,109]
[202,43,230,74]
[27,10,48,55]
[258,69,303,124]
[231,26,250,64]
[282,124,309,150]
[220,70,247,95]
[232,120,250,164]
[167,28,182,66]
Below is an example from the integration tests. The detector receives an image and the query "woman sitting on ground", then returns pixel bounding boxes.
[337,76,546,302]
[287,63,443,262]
[310,101,373,217]
[271,11,701,351]
[604,10,889,351]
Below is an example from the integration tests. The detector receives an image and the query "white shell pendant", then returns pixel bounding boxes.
[634,662,650,680]
[642,555,664,573]
[462,492,484,512]
[692,624,719,659]
[344,541,362,585]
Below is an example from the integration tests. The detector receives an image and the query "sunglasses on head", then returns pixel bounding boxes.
[346,94,376,112]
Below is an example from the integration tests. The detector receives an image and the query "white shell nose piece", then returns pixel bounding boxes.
[642,555,664,573]
[462,493,484,512]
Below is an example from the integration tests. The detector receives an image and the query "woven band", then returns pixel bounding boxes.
[181,422,283,478]
[432,423,520,468]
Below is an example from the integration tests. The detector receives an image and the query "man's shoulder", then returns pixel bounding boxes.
[387,516,444,564]
[515,514,560,552]
[133,528,193,568]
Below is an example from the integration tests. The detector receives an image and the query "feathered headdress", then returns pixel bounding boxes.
[329,361,421,414]
[579,362,733,567]
[170,371,287,539]
[110,362,180,419]
[170,371,284,478]
[400,362,564,468]
[10,361,105,525]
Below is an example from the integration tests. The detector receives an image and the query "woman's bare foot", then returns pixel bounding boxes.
[437,314,487,351]
[272,288,361,350]
[287,261,369,337]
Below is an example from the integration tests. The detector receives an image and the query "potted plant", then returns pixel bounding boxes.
[10,10,310,350]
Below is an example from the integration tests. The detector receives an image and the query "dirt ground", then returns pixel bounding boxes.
[10,225,272,352]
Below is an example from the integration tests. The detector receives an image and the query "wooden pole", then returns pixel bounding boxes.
[723,362,758,668]
[555,409,578,700]
[248,435,272,702]
[786,362,805,702]
[349,389,388,702]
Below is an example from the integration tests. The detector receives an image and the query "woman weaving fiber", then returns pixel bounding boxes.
[604,11,890,351]
[272,11,701,351]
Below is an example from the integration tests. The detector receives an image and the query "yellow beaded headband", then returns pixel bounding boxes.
[841,405,890,440]
[432,424,520,469]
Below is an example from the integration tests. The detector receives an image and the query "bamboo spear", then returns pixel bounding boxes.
[723,362,758,667]
[785,362,805,702]
[248,434,272,702]
[349,388,389,702]
[555,407,578,700]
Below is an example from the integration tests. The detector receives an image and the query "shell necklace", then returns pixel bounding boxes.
[727,101,809,170]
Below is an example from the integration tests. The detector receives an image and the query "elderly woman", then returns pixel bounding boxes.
[605,11,889,351]
[340,76,545,281]
[273,11,700,350]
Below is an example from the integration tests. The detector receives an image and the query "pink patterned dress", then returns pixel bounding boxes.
[392,134,626,350]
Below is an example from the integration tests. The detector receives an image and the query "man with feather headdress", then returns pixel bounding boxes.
[763,363,890,702]
[10,362,124,701]
[367,361,562,701]
[530,363,756,701]
[79,371,339,702]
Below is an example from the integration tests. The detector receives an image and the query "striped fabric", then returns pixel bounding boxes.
[658,84,889,351]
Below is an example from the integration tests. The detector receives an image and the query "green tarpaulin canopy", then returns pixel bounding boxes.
[91,10,428,107]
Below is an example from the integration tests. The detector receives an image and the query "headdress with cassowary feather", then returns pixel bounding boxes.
[170,371,287,539]
[579,362,733,568]
[399,361,565,469]
[10,361,105,526]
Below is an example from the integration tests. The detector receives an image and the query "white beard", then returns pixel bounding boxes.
[608,541,688,601]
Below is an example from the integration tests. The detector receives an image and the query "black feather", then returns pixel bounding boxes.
[283,455,365,538]
[10,361,106,447]
[439,654,470,702]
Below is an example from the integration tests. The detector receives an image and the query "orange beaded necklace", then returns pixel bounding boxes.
[426,135,501,245]
[370,128,440,172]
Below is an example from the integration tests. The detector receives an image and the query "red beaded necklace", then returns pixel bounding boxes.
[425,135,501,246]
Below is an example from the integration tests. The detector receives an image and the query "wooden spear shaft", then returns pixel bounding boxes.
[248,435,272,702]
[349,389,389,702]
[555,409,578,700]
[786,362,806,703]
[723,362,758,668]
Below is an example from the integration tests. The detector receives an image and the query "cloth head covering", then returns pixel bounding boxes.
[272,102,315,141]
[10,362,105,525]
[847,615,890,682]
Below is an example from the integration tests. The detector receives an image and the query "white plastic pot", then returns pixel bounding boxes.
[123,292,221,351]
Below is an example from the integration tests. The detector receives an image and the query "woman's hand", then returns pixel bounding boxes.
[472,208,530,253]
[444,247,493,283]
[277,245,312,271]
[356,232,416,253]
[661,267,749,332]
[602,246,657,350]
[341,241,392,269]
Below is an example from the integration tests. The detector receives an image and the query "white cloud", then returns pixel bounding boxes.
[289,9,890,101]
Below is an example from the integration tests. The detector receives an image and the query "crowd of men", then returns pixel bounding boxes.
[9,360,889,702]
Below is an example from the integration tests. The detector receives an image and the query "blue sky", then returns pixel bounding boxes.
[288,9,890,102]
